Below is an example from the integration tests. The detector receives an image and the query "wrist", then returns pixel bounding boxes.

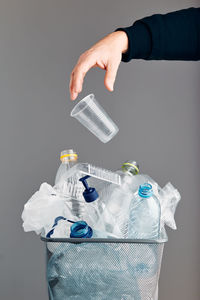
[112,30,129,54]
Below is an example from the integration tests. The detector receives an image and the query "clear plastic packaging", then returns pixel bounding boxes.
[95,161,140,238]
[159,182,181,230]
[71,94,119,143]
[21,183,74,235]
[55,162,121,224]
[61,162,121,185]
[98,183,133,238]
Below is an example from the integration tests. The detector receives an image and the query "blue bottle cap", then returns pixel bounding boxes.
[138,183,153,198]
[70,221,93,238]
[79,175,99,202]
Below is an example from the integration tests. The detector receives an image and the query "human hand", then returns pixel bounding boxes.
[69,31,128,100]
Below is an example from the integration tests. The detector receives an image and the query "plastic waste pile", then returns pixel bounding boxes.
[22,149,180,240]
[22,149,180,300]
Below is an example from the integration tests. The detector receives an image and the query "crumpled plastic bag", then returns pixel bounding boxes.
[21,183,71,235]
[160,182,181,230]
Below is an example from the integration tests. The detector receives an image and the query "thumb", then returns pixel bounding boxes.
[104,59,120,92]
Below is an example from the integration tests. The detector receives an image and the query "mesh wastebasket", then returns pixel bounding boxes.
[41,237,166,300]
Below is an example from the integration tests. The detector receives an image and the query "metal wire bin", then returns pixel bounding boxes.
[41,237,166,300]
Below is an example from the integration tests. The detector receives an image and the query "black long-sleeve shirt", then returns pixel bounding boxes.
[116,7,200,62]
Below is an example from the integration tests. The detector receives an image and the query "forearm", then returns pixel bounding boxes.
[116,7,200,61]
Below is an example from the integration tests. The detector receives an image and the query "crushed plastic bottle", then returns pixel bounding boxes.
[96,161,140,238]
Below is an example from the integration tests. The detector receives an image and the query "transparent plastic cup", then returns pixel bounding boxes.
[71,94,119,143]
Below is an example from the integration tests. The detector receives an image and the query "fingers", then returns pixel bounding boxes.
[69,32,122,100]
[69,77,78,100]
[69,54,96,100]
[104,58,120,92]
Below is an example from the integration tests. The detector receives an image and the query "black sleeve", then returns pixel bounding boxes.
[116,7,200,61]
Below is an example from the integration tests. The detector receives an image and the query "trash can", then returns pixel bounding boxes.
[41,237,166,300]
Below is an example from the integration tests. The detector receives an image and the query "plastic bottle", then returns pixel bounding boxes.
[54,150,85,219]
[128,183,161,239]
[55,149,78,185]
[79,175,106,232]
[121,161,161,197]
[98,161,140,238]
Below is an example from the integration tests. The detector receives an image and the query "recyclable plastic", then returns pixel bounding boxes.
[159,182,181,230]
[71,94,119,143]
[97,161,140,238]
[46,217,73,238]
[55,149,78,185]
[79,175,106,231]
[54,149,87,219]
[61,162,121,185]
[21,183,73,235]
[128,183,161,239]
[55,149,84,200]
[21,148,181,300]
[46,218,118,253]
[56,161,121,229]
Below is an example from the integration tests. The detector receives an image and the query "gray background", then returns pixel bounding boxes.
[0,0,199,299]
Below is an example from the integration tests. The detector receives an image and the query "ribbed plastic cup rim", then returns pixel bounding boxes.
[70,94,95,117]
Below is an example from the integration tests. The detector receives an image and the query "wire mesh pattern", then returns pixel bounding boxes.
[42,239,164,300]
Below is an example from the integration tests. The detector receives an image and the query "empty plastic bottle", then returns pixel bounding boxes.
[79,175,106,232]
[128,183,161,239]
[97,161,140,238]
[55,149,78,185]
[54,149,84,199]
[54,150,85,219]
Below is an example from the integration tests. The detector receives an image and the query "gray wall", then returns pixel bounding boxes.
[0,0,199,299]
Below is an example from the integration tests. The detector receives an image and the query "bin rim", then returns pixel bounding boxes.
[40,235,167,244]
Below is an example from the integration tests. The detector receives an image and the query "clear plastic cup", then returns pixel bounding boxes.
[70,94,119,143]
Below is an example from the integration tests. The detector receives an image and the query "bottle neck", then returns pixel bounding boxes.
[63,159,77,169]
[138,183,153,198]
[122,161,139,176]
[60,149,78,168]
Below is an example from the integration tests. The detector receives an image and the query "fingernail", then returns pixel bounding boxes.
[71,92,78,100]
[109,85,114,92]
[108,81,114,91]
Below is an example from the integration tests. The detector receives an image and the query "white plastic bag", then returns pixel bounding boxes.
[160,182,181,230]
[21,183,70,235]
